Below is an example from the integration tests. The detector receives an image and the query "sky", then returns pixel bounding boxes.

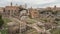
[0,0,60,8]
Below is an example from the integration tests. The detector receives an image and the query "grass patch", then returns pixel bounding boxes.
[3,18,12,28]
[3,18,12,23]
[0,29,8,34]
[50,28,60,34]
[24,29,38,34]
[0,18,12,34]
[26,18,36,24]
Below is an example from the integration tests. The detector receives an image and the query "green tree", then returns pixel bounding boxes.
[0,15,4,28]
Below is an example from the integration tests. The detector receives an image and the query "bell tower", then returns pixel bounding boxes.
[16,3,18,6]
[11,2,12,6]
[25,3,27,8]
[54,5,56,9]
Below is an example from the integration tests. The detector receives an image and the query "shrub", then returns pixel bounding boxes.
[0,15,4,28]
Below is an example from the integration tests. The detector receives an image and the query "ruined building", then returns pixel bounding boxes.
[0,2,27,18]
[28,7,39,18]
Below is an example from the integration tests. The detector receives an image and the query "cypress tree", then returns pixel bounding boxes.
[0,15,4,28]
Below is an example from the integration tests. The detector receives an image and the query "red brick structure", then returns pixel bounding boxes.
[29,7,39,18]
[4,6,19,17]
[0,7,4,14]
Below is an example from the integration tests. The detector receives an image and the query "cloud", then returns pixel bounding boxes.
[38,0,60,7]
[0,0,60,8]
